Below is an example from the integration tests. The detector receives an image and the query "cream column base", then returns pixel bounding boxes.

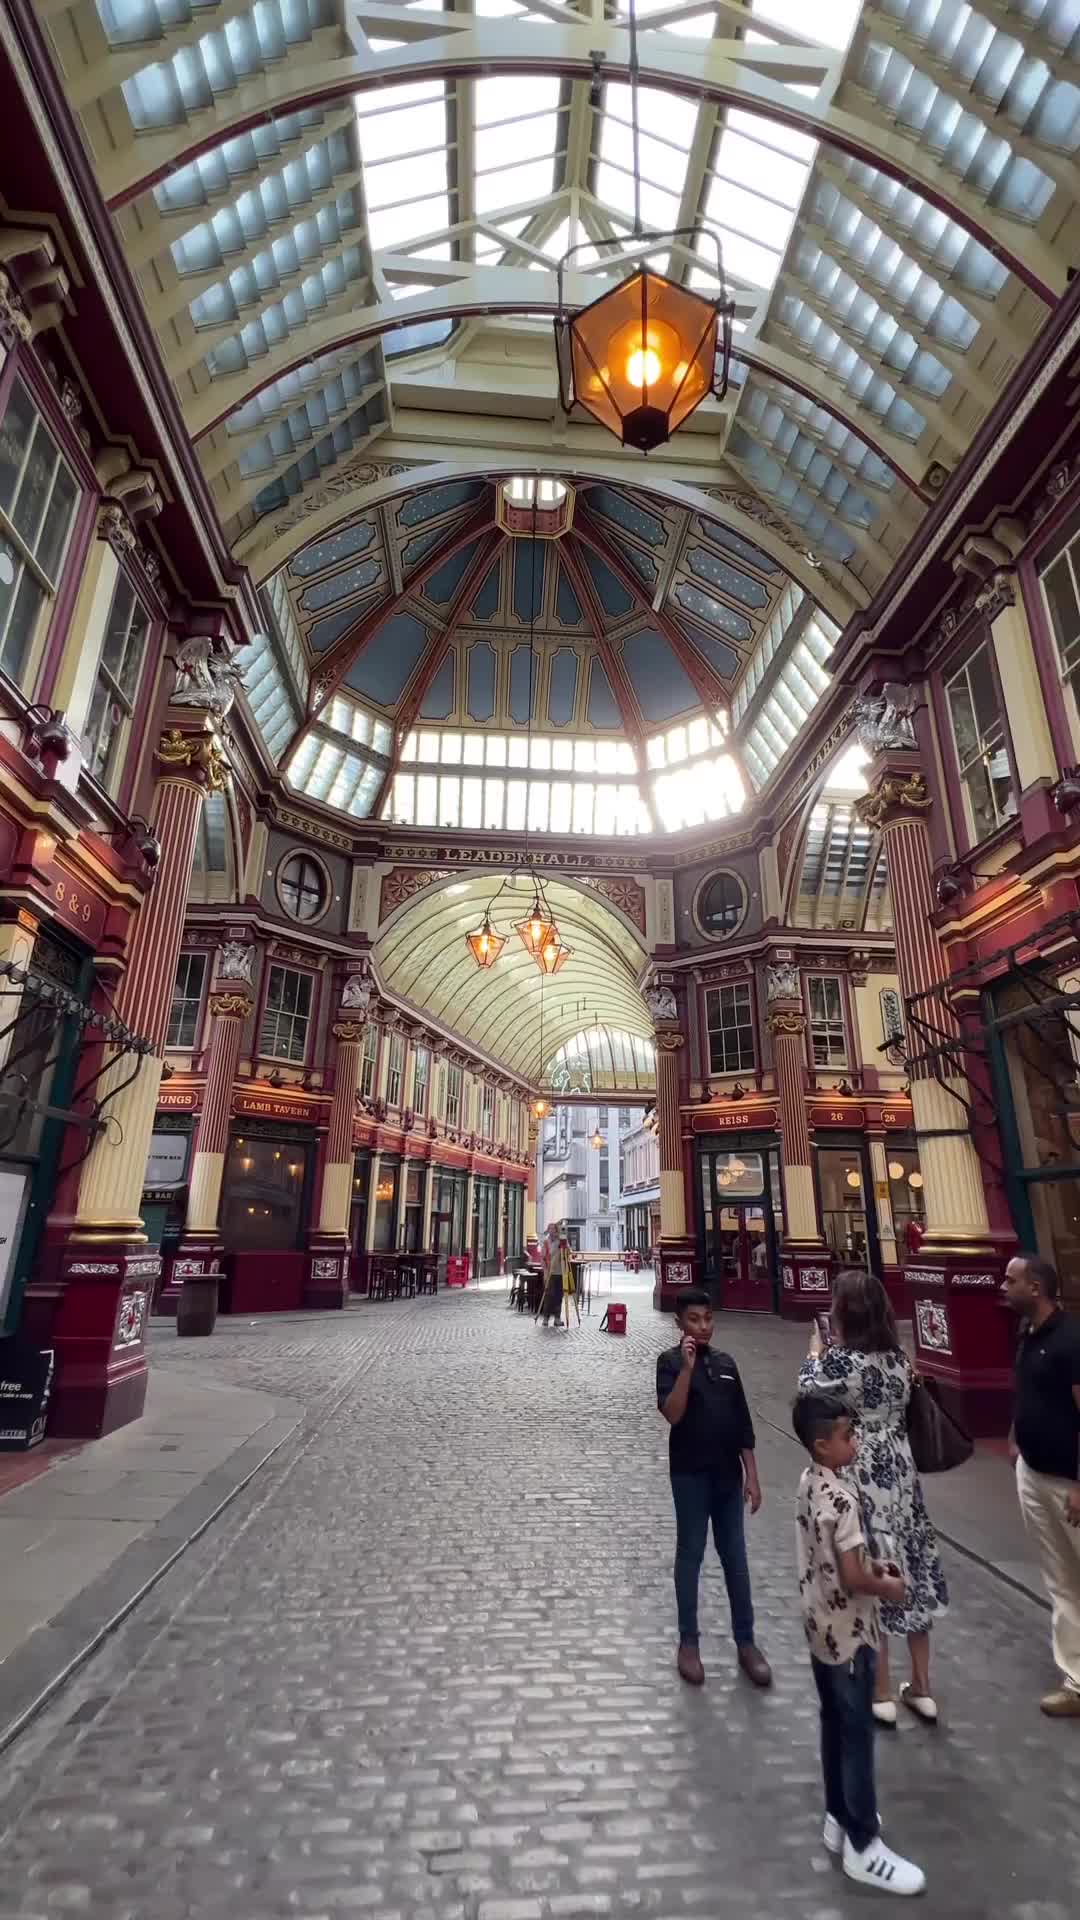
[910,1075,990,1239]
[71,1055,164,1239]
[659,1168,686,1240]
[186,1150,225,1235]
[319,1159,353,1237]
[782,1161,821,1244]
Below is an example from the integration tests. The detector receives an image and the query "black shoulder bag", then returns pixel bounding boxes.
[906,1370,973,1475]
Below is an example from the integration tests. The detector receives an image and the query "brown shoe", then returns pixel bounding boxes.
[677,1643,705,1687]
[1041,1687,1080,1717]
[737,1643,772,1688]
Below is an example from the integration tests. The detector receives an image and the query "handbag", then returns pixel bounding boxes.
[906,1372,974,1474]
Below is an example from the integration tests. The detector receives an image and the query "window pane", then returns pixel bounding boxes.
[0,381,36,513]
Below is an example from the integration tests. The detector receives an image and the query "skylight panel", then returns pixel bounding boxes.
[751,0,860,53]
[475,157,556,217]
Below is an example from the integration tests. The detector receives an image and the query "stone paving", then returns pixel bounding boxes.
[0,1291,1078,1919]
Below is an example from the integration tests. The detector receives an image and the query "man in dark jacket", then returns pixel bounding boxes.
[657,1286,770,1689]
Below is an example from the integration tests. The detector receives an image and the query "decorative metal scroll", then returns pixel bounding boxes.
[0,959,153,1169]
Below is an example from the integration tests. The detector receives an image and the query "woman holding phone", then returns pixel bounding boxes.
[798,1268,949,1726]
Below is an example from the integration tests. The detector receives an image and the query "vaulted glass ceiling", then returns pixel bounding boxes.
[41,0,1080,808]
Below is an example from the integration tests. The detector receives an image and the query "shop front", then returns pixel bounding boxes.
[141,1113,195,1311]
[472,1173,500,1276]
[219,1117,317,1313]
[696,1135,784,1312]
[988,974,1080,1307]
[433,1164,468,1280]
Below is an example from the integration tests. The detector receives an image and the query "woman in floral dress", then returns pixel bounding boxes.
[798,1268,949,1725]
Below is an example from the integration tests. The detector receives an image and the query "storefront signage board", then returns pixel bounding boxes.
[234,1093,318,1124]
[692,1107,777,1132]
[0,1341,54,1450]
[810,1105,866,1128]
[157,1088,199,1112]
[0,1165,31,1324]
[34,852,108,946]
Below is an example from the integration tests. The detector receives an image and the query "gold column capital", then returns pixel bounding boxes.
[767,1009,806,1036]
[156,725,230,792]
[655,1029,685,1054]
[332,1020,366,1043]
[209,990,254,1020]
[856,769,931,832]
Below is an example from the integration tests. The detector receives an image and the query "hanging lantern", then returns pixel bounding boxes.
[555,252,732,455]
[590,1128,605,1151]
[536,934,571,976]
[516,896,558,958]
[465,912,506,970]
[533,1094,549,1119]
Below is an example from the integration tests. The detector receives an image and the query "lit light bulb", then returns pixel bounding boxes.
[627,346,662,388]
[531,916,542,943]
[673,360,688,385]
[543,942,558,966]
[480,932,490,955]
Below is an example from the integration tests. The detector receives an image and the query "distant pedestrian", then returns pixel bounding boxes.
[799,1269,947,1725]
[537,1221,570,1328]
[1002,1254,1080,1717]
[656,1287,770,1689]
[793,1391,926,1897]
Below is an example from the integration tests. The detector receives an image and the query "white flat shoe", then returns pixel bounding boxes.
[824,1811,881,1856]
[872,1698,898,1727]
[900,1683,938,1723]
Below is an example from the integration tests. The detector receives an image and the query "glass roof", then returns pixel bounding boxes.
[45,0,1080,806]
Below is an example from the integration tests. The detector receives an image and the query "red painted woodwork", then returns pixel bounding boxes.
[223,1251,306,1315]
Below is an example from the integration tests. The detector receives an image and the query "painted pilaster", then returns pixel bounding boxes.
[525,1117,539,1252]
[766,959,832,1318]
[307,969,373,1307]
[652,1013,697,1310]
[855,691,1014,1432]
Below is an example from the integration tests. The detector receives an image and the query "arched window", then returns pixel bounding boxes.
[278,852,327,923]
[697,871,746,939]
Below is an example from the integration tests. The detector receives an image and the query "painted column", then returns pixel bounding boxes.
[464,1167,476,1280]
[42,719,228,1436]
[164,954,254,1331]
[495,1174,506,1273]
[868,1135,901,1309]
[394,1149,409,1251]
[422,1158,437,1253]
[364,1152,382,1253]
[766,960,832,1319]
[856,694,1014,1432]
[307,973,373,1307]
[525,1116,539,1253]
[653,1019,697,1311]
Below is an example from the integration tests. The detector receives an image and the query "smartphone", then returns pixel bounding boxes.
[816,1313,833,1347]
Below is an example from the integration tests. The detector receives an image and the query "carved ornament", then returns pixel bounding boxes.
[171,634,243,719]
[157,727,230,792]
[766,961,801,1003]
[767,1009,806,1036]
[99,502,137,556]
[655,1031,685,1053]
[853,683,920,755]
[643,982,678,1023]
[973,569,1016,619]
[218,939,254,984]
[209,990,253,1020]
[0,270,32,346]
[333,1019,366,1044]
[856,771,931,833]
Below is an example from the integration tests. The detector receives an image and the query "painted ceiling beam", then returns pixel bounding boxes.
[90,23,1067,301]
[306,495,495,714]
[572,507,734,714]
[372,526,507,818]
[556,538,648,753]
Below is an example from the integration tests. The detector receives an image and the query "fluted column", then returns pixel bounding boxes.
[42,718,228,1434]
[307,994,369,1308]
[652,1016,698,1309]
[765,961,831,1318]
[856,704,1013,1431]
[525,1116,539,1252]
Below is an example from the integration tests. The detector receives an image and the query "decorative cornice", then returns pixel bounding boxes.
[272,805,355,852]
[856,771,931,833]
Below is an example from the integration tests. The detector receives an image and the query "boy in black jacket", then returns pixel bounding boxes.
[656,1287,770,1688]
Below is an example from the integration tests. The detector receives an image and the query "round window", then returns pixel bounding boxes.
[278,853,327,923]
[698,871,746,939]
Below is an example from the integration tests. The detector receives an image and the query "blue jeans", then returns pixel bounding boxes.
[812,1647,879,1854]
[670,1470,754,1647]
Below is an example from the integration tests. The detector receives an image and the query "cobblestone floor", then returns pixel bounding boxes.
[1,1292,1077,1919]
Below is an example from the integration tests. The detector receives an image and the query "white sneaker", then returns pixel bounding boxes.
[843,1835,926,1896]
[824,1811,882,1856]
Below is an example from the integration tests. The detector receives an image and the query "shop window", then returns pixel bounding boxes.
[412,1043,430,1114]
[697,870,747,939]
[818,1149,869,1265]
[372,1159,399,1251]
[359,1023,379,1099]
[480,1082,495,1138]
[84,573,150,794]
[446,1062,463,1127]
[403,1163,425,1251]
[1042,532,1080,716]
[166,952,207,1049]
[808,975,847,1068]
[598,1225,611,1250]
[0,379,79,690]
[259,965,313,1063]
[386,1030,405,1107]
[886,1148,926,1256]
[705,982,755,1074]
[944,641,1017,845]
[278,852,327,923]
[221,1136,309,1250]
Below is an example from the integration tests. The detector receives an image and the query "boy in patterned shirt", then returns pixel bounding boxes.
[793,1393,926,1898]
